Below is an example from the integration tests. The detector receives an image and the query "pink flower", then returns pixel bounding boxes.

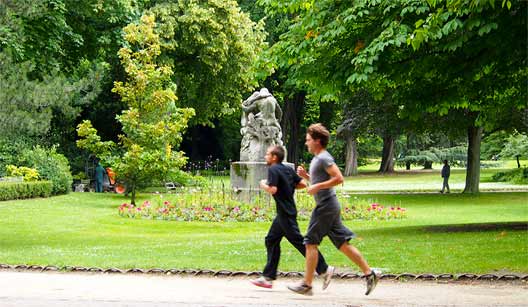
[233,206,240,212]
[163,201,170,205]
[143,200,151,207]
[204,206,213,211]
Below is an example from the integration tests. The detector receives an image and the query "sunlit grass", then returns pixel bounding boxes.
[0,192,526,274]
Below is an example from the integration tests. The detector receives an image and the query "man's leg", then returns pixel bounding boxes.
[339,242,371,275]
[282,216,328,275]
[304,244,319,286]
[442,177,449,193]
[261,218,283,280]
[339,242,378,295]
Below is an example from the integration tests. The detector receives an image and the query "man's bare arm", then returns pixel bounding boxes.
[297,165,310,181]
[259,179,277,195]
[295,179,308,190]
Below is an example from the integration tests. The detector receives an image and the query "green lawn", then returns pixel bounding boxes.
[341,168,527,192]
[0,191,526,274]
[192,159,527,193]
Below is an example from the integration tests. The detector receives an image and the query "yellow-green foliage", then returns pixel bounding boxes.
[6,165,39,181]
[78,14,194,205]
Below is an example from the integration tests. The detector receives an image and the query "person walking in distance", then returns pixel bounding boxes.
[94,159,105,193]
[441,159,451,193]
[288,123,378,296]
[250,145,335,290]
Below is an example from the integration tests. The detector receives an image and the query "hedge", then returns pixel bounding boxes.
[0,181,53,201]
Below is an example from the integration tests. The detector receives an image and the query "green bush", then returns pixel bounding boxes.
[19,146,73,195]
[491,167,528,184]
[5,165,40,181]
[0,181,53,201]
[0,138,33,177]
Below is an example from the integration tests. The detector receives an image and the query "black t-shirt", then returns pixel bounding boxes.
[267,163,302,216]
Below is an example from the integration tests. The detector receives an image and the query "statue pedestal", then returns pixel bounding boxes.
[230,161,294,202]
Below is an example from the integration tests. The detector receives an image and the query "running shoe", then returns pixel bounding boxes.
[364,271,379,295]
[250,276,272,289]
[322,265,335,290]
[287,282,313,296]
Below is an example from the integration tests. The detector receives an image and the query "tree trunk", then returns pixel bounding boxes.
[344,136,358,176]
[516,155,521,168]
[282,92,305,164]
[423,161,433,169]
[190,126,200,160]
[130,186,136,205]
[463,125,483,194]
[379,135,395,173]
[405,134,411,170]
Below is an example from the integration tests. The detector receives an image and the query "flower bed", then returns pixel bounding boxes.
[118,188,407,222]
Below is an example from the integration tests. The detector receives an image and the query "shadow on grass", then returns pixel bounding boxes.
[424,222,528,233]
[354,222,528,237]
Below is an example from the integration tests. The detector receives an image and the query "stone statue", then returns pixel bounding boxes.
[240,88,283,162]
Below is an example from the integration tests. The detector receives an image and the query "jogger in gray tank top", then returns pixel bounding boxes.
[287,123,378,297]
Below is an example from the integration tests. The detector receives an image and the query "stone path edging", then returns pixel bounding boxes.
[1,264,526,282]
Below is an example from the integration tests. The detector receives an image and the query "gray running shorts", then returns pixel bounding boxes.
[303,196,355,249]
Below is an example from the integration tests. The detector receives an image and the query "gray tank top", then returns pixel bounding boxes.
[309,150,337,204]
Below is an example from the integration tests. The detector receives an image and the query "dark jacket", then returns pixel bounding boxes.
[441,164,450,178]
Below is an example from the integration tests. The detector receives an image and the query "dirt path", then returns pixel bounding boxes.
[0,271,526,306]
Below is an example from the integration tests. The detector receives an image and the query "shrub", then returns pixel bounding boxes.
[5,165,39,181]
[0,138,33,177]
[491,168,528,184]
[0,181,53,201]
[19,146,73,195]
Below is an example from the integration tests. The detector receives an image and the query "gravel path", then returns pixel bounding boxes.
[1,271,526,306]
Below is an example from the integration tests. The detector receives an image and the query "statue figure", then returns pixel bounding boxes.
[240,88,283,162]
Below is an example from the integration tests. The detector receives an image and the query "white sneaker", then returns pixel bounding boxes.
[250,276,272,289]
[322,265,335,290]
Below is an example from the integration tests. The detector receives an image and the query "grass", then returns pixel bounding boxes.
[0,191,526,274]
[341,168,527,192]
[177,166,527,194]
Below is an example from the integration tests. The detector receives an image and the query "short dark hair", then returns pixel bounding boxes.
[307,123,330,148]
[269,145,285,163]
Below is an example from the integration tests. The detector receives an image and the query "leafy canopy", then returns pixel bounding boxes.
[148,0,267,126]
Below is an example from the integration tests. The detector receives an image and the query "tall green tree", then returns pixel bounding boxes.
[78,14,194,205]
[258,0,527,193]
[0,0,138,168]
[147,0,267,127]
[0,53,104,142]
[499,132,528,169]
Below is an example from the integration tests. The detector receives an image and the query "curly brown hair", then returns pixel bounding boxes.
[307,123,330,148]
